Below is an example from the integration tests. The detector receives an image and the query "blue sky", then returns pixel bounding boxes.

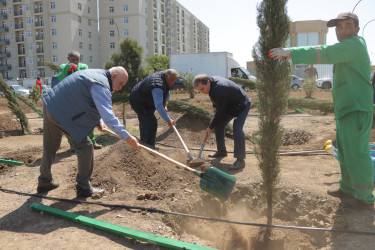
[177,0,375,66]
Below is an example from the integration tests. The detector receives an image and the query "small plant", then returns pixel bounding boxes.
[302,78,317,98]
[29,86,42,104]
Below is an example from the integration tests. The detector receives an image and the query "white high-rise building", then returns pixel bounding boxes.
[0,0,209,81]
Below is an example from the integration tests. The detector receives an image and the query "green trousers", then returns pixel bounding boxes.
[88,129,97,144]
[336,111,375,204]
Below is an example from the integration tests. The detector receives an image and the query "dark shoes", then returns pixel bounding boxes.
[327,189,350,199]
[228,159,245,170]
[76,185,105,198]
[93,142,103,149]
[37,182,59,193]
[342,198,374,210]
[208,151,227,158]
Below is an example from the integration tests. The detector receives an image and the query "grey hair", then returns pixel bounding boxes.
[67,50,80,59]
[193,74,210,88]
[165,69,178,77]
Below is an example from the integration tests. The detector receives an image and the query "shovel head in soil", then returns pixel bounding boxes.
[199,167,236,201]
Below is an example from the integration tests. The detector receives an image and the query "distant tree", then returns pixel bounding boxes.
[105,38,144,93]
[0,75,30,134]
[43,61,59,71]
[179,70,195,98]
[145,55,169,75]
[252,0,290,240]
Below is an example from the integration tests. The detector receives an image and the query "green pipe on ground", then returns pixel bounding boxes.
[30,203,217,250]
[0,159,24,165]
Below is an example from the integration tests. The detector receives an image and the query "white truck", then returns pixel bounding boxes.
[169,52,256,81]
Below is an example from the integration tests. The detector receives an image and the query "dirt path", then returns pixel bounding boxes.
[1,91,375,249]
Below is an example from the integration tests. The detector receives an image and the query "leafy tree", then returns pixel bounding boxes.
[252,0,290,239]
[302,78,317,98]
[145,55,169,75]
[0,75,30,134]
[29,86,42,104]
[179,70,195,98]
[104,38,144,93]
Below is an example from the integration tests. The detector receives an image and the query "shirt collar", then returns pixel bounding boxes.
[105,70,113,92]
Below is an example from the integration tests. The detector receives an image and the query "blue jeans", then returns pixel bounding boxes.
[214,101,251,159]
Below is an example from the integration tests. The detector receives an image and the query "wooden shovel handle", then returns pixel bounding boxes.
[172,125,190,154]
[102,128,121,139]
[139,144,196,172]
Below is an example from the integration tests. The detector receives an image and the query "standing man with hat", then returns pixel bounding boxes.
[269,12,374,208]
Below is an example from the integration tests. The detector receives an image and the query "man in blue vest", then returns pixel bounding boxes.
[129,69,178,147]
[37,66,140,198]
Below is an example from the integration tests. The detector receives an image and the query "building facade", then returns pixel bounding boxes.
[98,0,209,68]
[0,0,209,81]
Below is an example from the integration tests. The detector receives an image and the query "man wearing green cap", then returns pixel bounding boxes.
[269,12,374,209]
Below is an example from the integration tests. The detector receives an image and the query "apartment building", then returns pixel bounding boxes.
[98,0,210,68]
[0,0,208,81]
[0,0,99,80]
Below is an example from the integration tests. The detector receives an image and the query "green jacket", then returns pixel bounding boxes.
[57,62,88,82]
[290,36,373,120]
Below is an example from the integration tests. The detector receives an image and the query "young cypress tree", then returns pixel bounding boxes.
[0,75,30,134]
[252,0,290,238]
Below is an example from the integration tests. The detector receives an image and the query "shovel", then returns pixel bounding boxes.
[140,144,236,201]
[172,125,195,161]
[102,128,236,200]
[198,133,210,159]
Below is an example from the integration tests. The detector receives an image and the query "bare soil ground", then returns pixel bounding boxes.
[0,90,375,249]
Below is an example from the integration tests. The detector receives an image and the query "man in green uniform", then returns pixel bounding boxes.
[57,50,102,150]
[269,12,374,209]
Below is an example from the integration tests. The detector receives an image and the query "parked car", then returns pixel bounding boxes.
[0,91,4,97]
[291,75,304,90]
[170,77,186,90]
[42,85,53,94]
[10,85,30,97]
[316,77,333,89]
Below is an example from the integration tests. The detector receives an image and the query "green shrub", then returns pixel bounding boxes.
[29,86,42,104]
[112,92,129,104]
[228,77,257,90]
[302,78,317,98]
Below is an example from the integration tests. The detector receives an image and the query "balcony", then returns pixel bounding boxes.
[0,13,7,19]
[37,61,44,67]
[0,65,11,70]
[0,51,10,57]
[15,36,24,42]
[36,48,43,53]
[0,39,9,45]
[13,0,21,2]
[14,10,22,16]
[0,26,8,32]
[0,0,6,6]
[18,63,25,68]
[35,21,43,27]
[15,24,23,29]
[35,34,43,40]
[18,49,25,55]
[34,7,43,14]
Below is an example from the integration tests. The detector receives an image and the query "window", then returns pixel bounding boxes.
[28,44,34,50]
[26,57,33,64]
[53,55,58,62]
[80,55,83,61]
[78,16,81,23]
[123,5,128,11]
[89,44,92,50]
[88,19,91,26]
[123,17,128,24]
[25,30,32,38]
[24,4,30,11]
[50,2,55,9]
[51,16,56,22]
[51,29,56,36]
[79,42,82,49]
[8,8,11,15]
[52,42,57,49]
[109,7,114,13]
[109,30,114,37]
[78,3,81,10]
[87,7,90,13]
[89,56,92,63]
[26,17,33,24]
[109,19,114,25]
[110,42,115,49]
[123,29,128,36]
[79,29,82,36]
[297,33,319,47]
[88,32,91,38]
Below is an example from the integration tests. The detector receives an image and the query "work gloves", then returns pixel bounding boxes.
[68,63,78,73]
[268,48,291,60]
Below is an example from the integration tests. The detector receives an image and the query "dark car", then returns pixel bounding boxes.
[170,77,186,90]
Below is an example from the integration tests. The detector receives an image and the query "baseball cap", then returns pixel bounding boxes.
[327,12,359,27]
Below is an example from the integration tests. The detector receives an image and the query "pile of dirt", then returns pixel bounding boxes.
[282,129,312,146]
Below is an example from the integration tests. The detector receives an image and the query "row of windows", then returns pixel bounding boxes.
[51,55,93,63]
[109,5,128,13]
[109,17,128,25]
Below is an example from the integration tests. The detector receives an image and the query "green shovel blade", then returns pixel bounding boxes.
[199,167,236,201]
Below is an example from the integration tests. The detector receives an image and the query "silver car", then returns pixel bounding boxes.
[291,75,305,90]
[10,85,30,97]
